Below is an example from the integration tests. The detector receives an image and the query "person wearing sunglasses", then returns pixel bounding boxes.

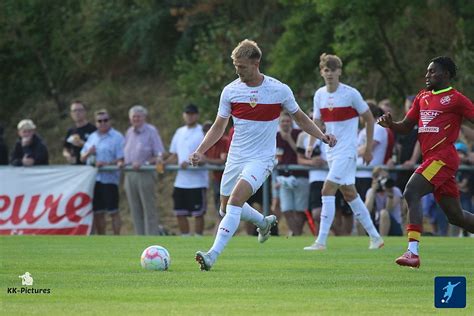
[81,109,124,235]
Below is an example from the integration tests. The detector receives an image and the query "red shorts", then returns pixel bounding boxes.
[415,157,459,202]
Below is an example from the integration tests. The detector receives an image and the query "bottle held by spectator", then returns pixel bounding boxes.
[156,152,164,174]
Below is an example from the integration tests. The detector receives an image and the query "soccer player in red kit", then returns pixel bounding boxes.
[378,56,474,268]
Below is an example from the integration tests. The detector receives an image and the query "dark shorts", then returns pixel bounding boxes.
[309,181,351,216]
[173,187,207,217]
[93,182,119,213]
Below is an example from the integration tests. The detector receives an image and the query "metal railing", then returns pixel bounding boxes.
[2,164,473,215]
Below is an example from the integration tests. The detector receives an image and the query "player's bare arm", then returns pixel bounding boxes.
[305,118,325,158]
[360,109,374,165]
[190,115,229,166]
[377,112,416,135]
[292,109,336,149]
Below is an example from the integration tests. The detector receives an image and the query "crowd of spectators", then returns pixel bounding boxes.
[1,97,473,237]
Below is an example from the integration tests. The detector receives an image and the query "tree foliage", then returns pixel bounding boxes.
[1,0,473,125]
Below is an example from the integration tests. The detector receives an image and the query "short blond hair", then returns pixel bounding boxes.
[231,39,262,61]
[319,53,342,70]
[17,119,36,130]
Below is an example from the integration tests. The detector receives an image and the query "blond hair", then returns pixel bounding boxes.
[319,53,342,70]
[231,39,262,61]
[17,119,36,130]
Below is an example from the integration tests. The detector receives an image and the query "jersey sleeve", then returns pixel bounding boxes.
[406,91,422,122]
[351,88,369,114]
[217,87,231,118]
[313,90,321,120]
[281,84,299,114]
[457,93,474,120]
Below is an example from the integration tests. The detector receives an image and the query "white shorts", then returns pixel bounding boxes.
[326,157,356,186]
[220,159,275,196]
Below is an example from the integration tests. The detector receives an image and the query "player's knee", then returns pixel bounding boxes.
[403,186,419,203]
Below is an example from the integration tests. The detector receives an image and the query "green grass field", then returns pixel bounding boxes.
[1,236,472,315]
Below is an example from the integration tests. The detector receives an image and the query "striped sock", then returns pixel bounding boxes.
[406,224,422,255]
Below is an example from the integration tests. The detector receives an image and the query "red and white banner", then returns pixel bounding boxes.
[0,166,97,235]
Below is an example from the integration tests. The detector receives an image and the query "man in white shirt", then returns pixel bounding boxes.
[190,39,336,271]
[167,104,208,236]
[304,53,384,251]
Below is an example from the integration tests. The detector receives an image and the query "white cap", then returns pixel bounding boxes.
[17,119,36,130]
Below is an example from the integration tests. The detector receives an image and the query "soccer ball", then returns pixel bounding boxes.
[140,245,171,271]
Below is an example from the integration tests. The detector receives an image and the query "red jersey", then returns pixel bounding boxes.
[407,87,474,168]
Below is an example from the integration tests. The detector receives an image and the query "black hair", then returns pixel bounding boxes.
[431,56,457,79]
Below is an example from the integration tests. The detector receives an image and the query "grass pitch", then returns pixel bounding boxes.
[1,236,472,315]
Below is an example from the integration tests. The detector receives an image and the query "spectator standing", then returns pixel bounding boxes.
[167,104,208,236]
[63,101,97,164]
[81,110,124,235]
[0,125,8,165]
[123,105,166,235]
[11,119,49,166]
[276,112,308,236]
[364,167,403,236]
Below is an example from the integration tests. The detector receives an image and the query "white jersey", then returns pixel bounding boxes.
[218,75,300,163]
[313,83,368,161]
[170,124,209,188]
[355,124,388,178]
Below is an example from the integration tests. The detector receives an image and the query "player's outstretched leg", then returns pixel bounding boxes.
[195,204,241,271]
[347,195,384,249]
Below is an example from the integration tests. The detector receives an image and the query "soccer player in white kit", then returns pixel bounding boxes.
[304,53,384,250]
[190,39,336,271]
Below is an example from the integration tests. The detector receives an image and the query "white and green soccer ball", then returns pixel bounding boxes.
[140,245,171,271]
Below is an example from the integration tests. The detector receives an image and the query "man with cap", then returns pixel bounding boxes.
[10,119,49,166]
[166,104,208,236]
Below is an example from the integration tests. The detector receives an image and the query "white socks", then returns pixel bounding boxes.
[209,205,241,256]
[408,241,419,255]
[349,195,381,239]
[240,203,266,229]
[315,196,336,246]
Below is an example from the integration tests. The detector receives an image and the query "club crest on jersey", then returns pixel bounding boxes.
[249,96,258,108]
[419,110,441,133]
[440,95,452,105]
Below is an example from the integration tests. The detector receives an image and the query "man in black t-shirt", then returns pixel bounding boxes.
[63,101,96,164]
